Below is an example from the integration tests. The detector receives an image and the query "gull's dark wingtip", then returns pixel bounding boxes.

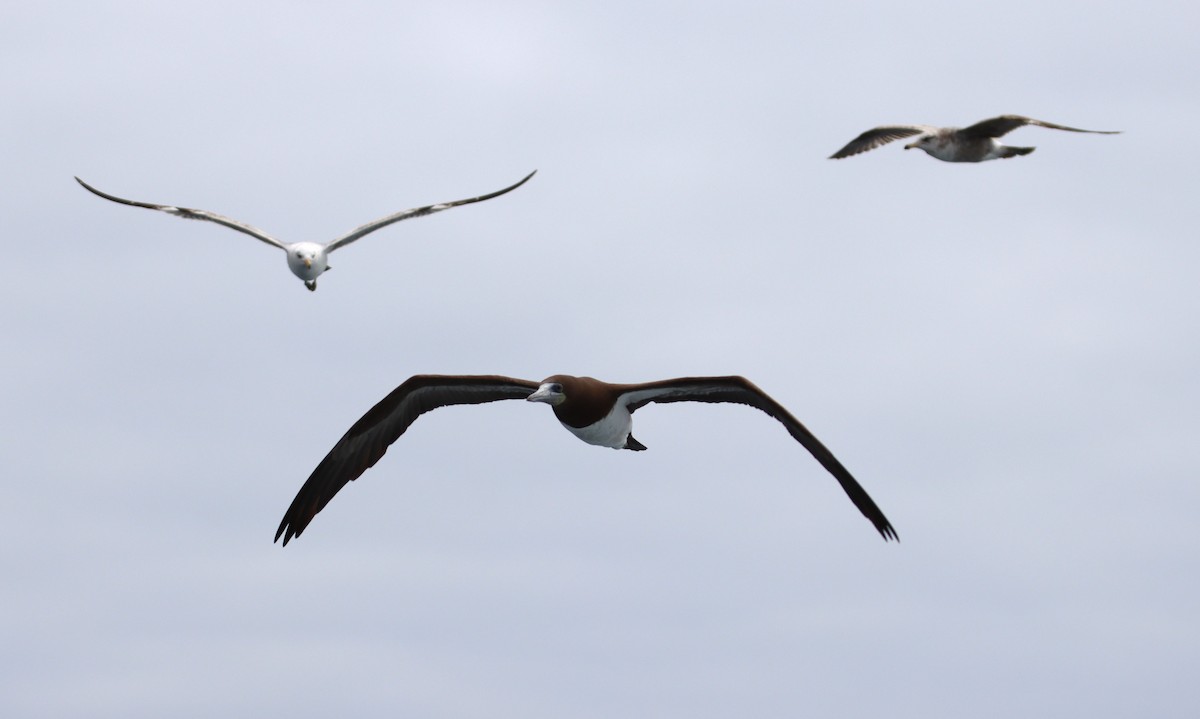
[827,146,863,160]
[470,169,539,204]
[512,169,538,187]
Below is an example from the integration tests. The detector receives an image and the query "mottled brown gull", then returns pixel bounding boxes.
[829,115,1120,163]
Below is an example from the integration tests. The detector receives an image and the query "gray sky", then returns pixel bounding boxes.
[3,1,1197,717]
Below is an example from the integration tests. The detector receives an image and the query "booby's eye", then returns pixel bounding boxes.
[551,384,563,393]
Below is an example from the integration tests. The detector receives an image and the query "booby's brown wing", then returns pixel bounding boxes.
[275,375,539,545]
[323,170,536,252]
[75,176,288,250]
[959,115,1122,139]
[828,125,933,159]
[622,376,898,541]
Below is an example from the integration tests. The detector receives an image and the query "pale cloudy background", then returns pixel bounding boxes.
[2,1,1197,717]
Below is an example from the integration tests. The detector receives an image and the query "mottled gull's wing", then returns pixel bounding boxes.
[621,376,898,541]
[828,125,935,159]
[75,177,287,250]
[275,374,540,545]
[323,170,536,253]
[959,115,1122,139]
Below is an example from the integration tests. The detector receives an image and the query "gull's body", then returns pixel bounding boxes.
[274,374,898,545]
[76,171,536,290]
[829,115,1120,162]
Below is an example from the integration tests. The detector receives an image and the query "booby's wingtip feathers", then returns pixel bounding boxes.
[275,523,297,546]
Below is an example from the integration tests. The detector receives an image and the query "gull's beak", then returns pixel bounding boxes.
[303,258,312,268]
[903,143,915,150]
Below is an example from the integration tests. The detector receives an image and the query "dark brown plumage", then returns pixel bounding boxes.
[276,376,537,545]
[274,374,898,545]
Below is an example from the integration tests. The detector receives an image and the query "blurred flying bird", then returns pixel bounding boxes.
[829,115,1120,162]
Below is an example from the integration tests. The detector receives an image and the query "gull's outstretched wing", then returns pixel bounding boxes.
[323,170,536,253]
[828,125,935,159]
[959,115,1122,139]
[275,374,540,545]
[620,376,898,541]
[75,177,287,250]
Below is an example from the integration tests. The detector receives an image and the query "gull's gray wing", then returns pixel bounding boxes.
[75,177,287,250]
[323,170,536,253]
[620,376,898,541]
[959,115,1122,139]
[828,125,935,159]
[275,374,540,545]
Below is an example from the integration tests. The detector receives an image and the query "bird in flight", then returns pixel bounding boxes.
[274,374,898,545]
[76,170,536,291]
[829,115,1120,162]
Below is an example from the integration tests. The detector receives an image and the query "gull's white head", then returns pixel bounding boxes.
[526,381,566,406]
[285,242,329,290]
[904,135,934,152]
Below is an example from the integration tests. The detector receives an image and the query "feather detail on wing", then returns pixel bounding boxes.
[828,125,933,159]
[622,376,898,540]
[959,115,1122,139]
[75,177,288,250]
[324,170,536,252]
[275,375,539,545]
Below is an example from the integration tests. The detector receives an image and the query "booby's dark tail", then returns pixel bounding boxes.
[624,435,647,451]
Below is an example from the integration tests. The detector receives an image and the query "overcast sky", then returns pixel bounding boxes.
[3,1,1197,717]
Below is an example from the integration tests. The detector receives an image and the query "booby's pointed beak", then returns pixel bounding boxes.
[527,383,567,405]
[526,386,554,403]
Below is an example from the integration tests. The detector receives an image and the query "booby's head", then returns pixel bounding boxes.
[526,381,566,406]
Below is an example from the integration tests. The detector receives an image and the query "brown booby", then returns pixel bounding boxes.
[829,115,1120,162]
[75,171,536,291]
[274,374,898,545]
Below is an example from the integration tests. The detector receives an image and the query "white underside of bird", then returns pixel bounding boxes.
[560,400,633,448]
[76,171,536,291]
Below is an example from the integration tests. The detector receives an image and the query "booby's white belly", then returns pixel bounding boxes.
[561,402,632,449]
